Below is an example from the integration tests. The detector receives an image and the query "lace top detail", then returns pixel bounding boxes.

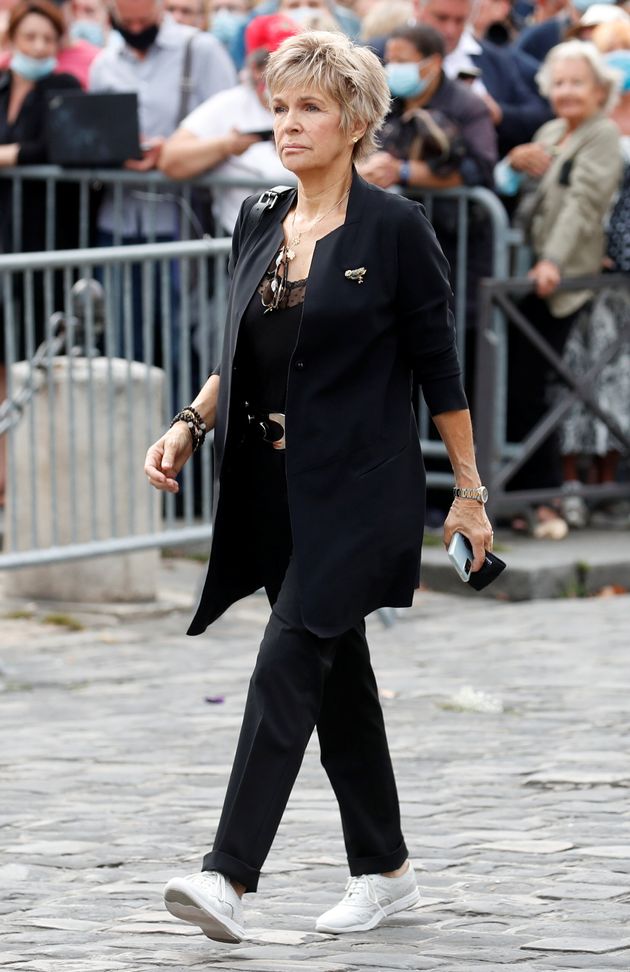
[259,249,307,310]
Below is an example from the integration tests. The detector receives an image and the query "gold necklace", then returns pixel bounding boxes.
[286,187,351,261]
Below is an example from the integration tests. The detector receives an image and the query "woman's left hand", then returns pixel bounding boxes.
[443,498,494,572]
[528,258,561,298]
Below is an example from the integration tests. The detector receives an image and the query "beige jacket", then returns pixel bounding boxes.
[527,112,622,317]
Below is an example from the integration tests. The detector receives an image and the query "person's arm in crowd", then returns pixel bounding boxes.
[358,151,462,189]
[159,126,261,180]
[528,124,623,297]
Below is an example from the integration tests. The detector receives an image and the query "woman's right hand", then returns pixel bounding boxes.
[509,143,552,179]
[144,422,193,494]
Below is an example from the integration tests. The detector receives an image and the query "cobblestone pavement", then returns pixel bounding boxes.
[1,563,630,972]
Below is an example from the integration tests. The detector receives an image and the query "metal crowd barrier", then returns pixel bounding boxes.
[0,167,291,251]
[0,238,229,569]
[474,273,630,518]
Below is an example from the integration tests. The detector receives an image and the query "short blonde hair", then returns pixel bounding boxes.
[264,31,391,161]
[536,39,621,114]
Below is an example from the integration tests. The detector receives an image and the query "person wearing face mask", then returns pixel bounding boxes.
[359,24,496,405]
[0,0,82,508]
[0,0,105,85]
[68,0,110,47]
[160,13,297,234]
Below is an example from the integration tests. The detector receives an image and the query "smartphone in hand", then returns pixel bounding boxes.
[447,532,506,590]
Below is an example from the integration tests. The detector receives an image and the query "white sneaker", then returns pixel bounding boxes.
[315,863,420,934]
[163,870,244,942]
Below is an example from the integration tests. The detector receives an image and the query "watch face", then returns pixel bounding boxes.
[480,486,489,503]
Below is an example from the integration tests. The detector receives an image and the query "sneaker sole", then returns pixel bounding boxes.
[315,886,421,934]
[164,885,244,943]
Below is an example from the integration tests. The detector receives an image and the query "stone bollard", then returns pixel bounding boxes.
[5,357,164,602]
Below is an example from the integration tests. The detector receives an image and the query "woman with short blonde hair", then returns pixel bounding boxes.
[148,29,493,945]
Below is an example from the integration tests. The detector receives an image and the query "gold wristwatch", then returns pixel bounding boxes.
[453,485,488,504]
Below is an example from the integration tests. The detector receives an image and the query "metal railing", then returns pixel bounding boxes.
[0,238,230,569]
[474,273,630,518]
[0,167,291,251]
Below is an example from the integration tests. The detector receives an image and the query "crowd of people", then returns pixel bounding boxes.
[1,0,629,529]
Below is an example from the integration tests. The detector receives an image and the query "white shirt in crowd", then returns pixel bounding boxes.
[443,29,488,99]
[182,82,295,235]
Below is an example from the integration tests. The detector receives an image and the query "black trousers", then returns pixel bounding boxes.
[202,441,408,892]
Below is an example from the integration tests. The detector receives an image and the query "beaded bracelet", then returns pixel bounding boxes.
[170,405,207,453]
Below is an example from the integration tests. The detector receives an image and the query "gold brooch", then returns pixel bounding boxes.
[344,267,367,284]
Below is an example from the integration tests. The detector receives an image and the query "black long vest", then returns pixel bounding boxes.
[188,170,467,637]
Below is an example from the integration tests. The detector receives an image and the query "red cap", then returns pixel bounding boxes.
[244,13,301,56]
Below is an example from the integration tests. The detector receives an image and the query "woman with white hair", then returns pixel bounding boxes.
[495,40,622,535]
[145,30,492,943]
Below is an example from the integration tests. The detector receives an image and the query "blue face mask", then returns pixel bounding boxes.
[69,19,106,47]
[211,8,247,46]
[606,49,630,93]
[10,51,57,82]
[385,61,432,100]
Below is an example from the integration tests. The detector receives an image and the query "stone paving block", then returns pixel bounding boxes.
[535,882,630,901]
[325,952,438,970]
[577,846,630,859]
[522,938,630,954]
[478,839,575,854]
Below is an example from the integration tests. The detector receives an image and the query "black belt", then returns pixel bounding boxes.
[244,404,286,450]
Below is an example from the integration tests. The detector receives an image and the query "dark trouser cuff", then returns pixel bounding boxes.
[202,850,261,893]
[348,839,408,877]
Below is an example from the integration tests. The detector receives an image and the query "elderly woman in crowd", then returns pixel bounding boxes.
[555,29,630,528]
[495,40,622,536]
[145,31,492,943]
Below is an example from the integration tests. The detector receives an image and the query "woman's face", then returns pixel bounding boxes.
[12,12,60,59]
[549,56,606,127]
[271,86,360,174]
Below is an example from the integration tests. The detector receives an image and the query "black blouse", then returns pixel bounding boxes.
[236,253,307,413]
